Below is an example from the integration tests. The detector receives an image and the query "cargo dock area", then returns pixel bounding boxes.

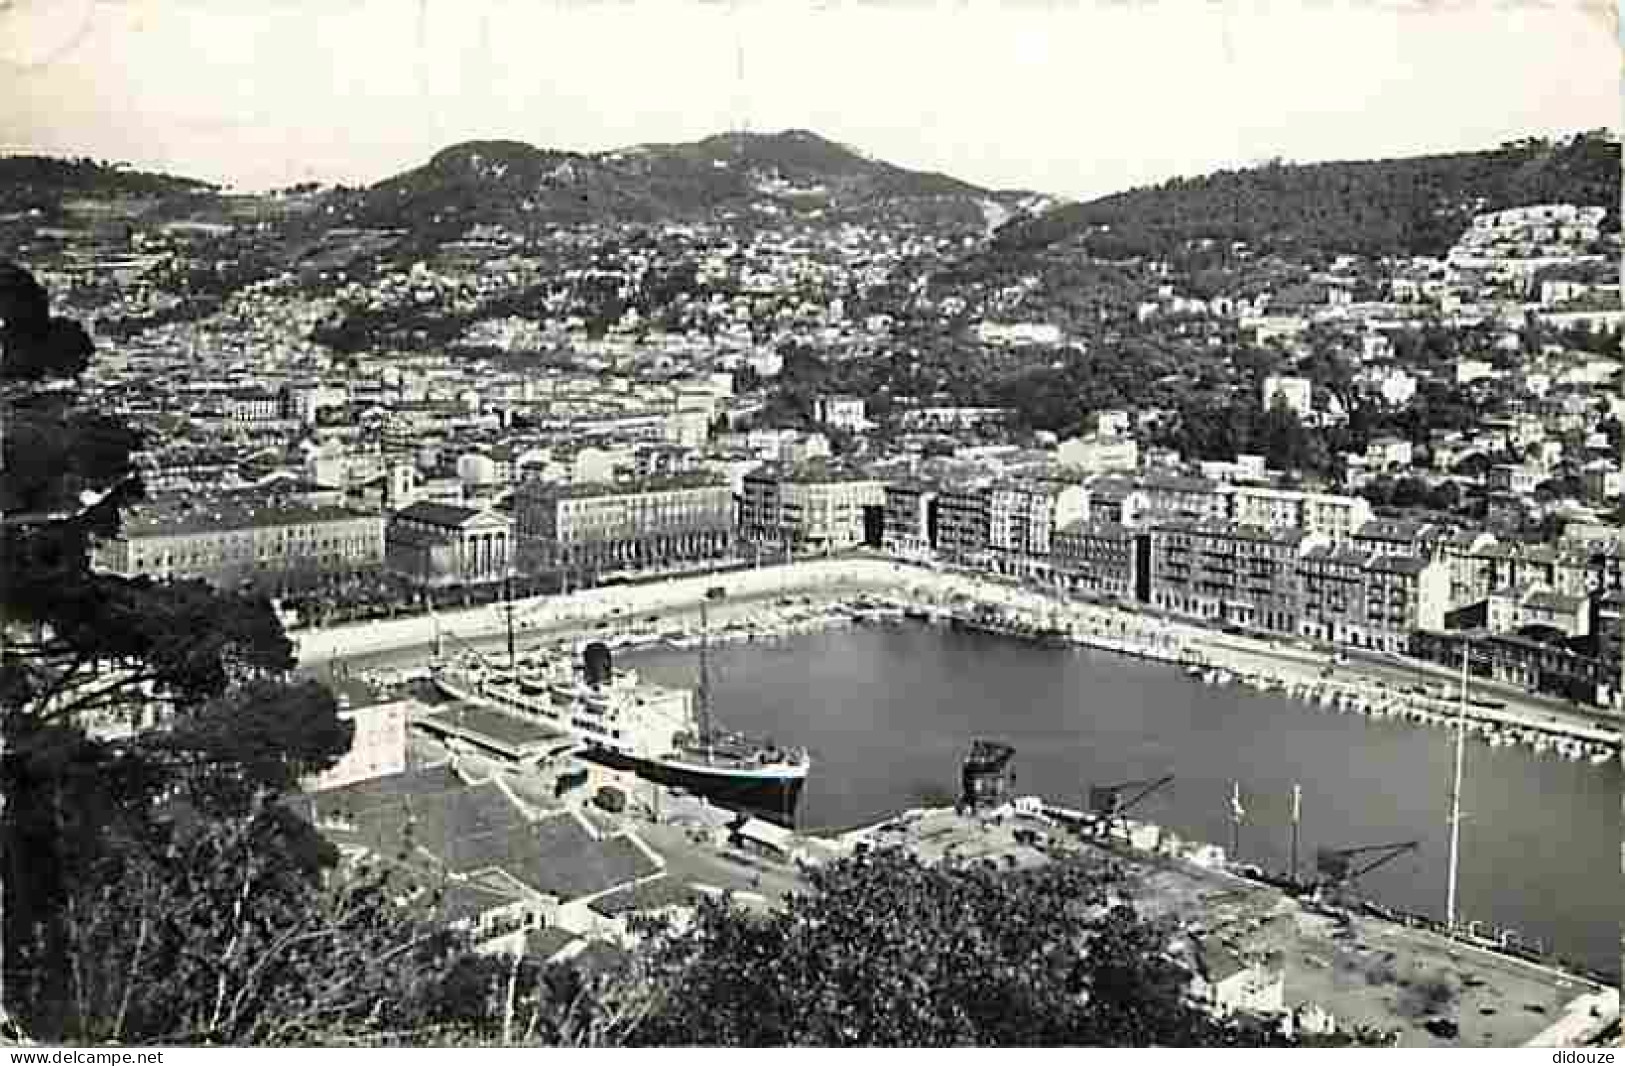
[833,804,1614,1048]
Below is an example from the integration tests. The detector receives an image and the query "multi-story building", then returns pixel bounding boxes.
[94,498,384,591]
[1051,521,1141,600]
[1225,486,1373,540]
[986,479,1088,577]
[1056,435,1140,475]
[1358,554,1451,652]
[1351,519,1439,559]
[1133,473,1227,527]
[932,485,993,565]
[514,473,735,578]
[1296,546,1450,652]
[385,501,514,587]
[1149,520,1321,633]
[739,463,884,554]
[882,481,937,560]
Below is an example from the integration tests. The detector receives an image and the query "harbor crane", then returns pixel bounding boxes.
[1314,840,1421,890]
[1085,775,1175,838]
[1307,841,1420,920]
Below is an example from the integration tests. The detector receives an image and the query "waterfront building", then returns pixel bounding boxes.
[986,479,1088,578]
[931,485,993,566]
[1051,520,1141,600]
[514,473,734,578]
[1358,554,1452,652]
[1148,520,1322,633]
[739,462,884,554]
[1295,545,1450,653]
[1484,585,1591,639]
[882,481,938,560]
[1410,627,1615,705]
[94,497,384,591]
[385,501,514,587]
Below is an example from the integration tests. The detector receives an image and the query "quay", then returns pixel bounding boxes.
[300,557,1622,756]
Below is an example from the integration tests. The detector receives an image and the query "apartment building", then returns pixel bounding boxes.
[740,463,885,554]
[986,480,1088,577]
[1225,486,1373,540]
[385,501,514,587]
[1148,520,1322,633]
[1296,546,1450,653]
[882,481,937,560]
[514,473,734,577]
[932,485,993,565]
[95,498,384,590]
[1051,521,1142,601]
[1133,474,1228,527]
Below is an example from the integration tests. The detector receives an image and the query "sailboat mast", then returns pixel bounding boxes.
[1446,640,1468,931]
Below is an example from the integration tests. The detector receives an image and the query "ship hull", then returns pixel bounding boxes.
[433,667,808,826]
[580,746,807,828]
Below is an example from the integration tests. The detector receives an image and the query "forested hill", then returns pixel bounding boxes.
[0,156,217,214]
[995,131,1620,259]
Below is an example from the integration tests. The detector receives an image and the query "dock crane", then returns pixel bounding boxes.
[1307,841,1420,919]
[1314,841,1421,889]
[1085,775,1175,839]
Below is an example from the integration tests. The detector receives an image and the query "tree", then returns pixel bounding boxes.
[618,849,1299,1047]
[42,803,496,1045]
[0,263,393,1043]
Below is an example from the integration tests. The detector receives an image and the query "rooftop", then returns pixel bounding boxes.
[517,471,727,500]
[122,498,378,537]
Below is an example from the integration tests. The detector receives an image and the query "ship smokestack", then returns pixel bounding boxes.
[583,641,613,688]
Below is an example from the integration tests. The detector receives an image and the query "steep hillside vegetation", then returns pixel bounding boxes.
[996,131,1620,259]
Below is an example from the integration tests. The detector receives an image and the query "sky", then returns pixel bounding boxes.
[0,0,1618,201]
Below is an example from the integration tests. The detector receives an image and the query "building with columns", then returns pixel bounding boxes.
[385,501,514,587]
[513,473,735,579]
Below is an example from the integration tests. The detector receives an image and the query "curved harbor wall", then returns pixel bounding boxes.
[295,558,916,663]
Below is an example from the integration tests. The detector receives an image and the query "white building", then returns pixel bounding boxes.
[1261,375,1312,418]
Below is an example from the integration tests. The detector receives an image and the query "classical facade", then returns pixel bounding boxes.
[385,501,514,587]
[514,474,734,577]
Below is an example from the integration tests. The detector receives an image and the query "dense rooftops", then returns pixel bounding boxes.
[120,496,377,537]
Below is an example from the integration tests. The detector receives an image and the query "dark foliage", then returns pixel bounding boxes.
[997,131,1619,259]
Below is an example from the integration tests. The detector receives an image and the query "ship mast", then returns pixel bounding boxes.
[1446,639,1469,931]
[697,599,713,751]
[503,570,517,673]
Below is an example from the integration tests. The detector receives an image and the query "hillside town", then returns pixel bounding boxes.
[20,176,1620,711]
[2,119,1620,1050]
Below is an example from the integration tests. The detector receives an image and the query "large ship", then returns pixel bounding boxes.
[430,597,810,825]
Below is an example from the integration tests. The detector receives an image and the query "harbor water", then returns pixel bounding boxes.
[622,623,1621,978]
